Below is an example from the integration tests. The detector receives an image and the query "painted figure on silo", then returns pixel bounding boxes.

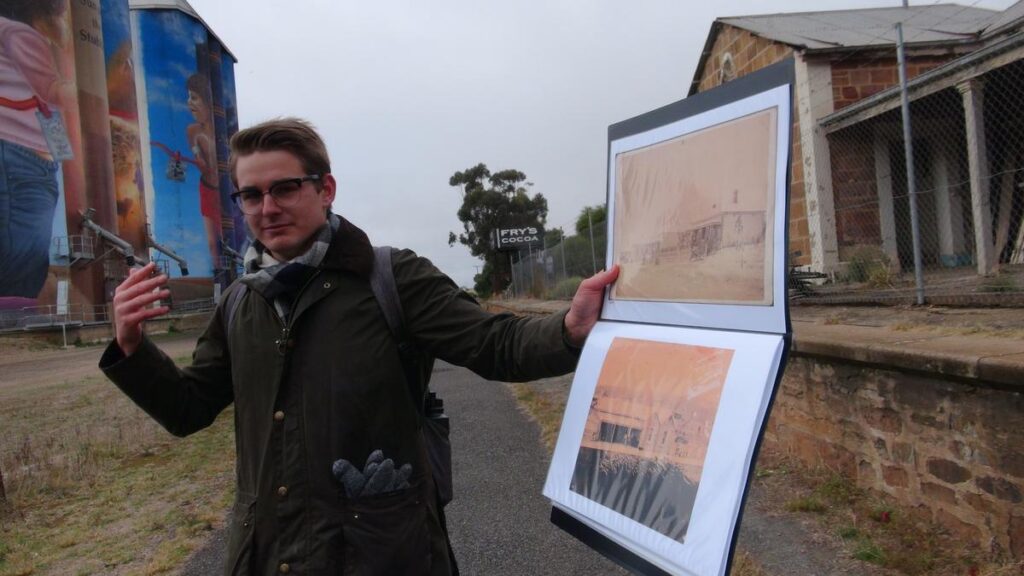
[186,73,222,272]
[0,0,72,299]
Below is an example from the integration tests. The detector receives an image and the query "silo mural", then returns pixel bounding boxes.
[133,7,242,284]
[0,0,80,304]
[103,0,147,254]
[0,0,239,317]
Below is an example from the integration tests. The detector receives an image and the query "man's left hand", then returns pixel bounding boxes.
[563,265,620,348]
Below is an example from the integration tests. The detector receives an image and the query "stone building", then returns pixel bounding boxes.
[690,3,1024,277]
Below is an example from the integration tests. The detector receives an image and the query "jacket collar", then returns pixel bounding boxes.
[320,214,374,279]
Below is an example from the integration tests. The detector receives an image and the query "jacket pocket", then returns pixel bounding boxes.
[340,484,432,576]
[224,494,256,576]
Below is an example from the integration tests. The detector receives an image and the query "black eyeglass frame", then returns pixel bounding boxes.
[231,174,322,214]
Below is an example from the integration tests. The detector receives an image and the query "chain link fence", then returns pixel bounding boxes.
[798,27,1024,305]
[507,226,606,299]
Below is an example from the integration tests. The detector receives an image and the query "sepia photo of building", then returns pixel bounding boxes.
[612,108,777,305]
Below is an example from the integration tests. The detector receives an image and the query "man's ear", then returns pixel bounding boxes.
[321,173,337,209]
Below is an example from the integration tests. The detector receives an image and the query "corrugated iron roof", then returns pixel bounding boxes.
[720,4,998,51]
[128,0,237,61]
[981,0,1024,36]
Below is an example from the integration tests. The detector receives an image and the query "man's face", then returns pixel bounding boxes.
[235,150,336,261]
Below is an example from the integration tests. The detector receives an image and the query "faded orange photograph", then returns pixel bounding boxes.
[570,337,734,543]
[612,108,778,305]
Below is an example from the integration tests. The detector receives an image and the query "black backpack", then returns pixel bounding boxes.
[222,246,453,506]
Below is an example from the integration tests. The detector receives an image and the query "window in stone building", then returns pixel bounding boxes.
[719,52,737,84]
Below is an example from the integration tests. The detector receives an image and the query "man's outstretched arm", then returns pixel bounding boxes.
[563,265,620,348]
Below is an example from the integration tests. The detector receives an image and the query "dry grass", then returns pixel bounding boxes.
[0,355,235,575]
[730,551,770,576]
[759,449,1022,576]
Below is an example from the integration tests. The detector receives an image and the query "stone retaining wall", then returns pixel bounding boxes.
[770,355,1023,557]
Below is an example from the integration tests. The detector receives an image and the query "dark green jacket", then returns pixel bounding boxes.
[100,217,579,576]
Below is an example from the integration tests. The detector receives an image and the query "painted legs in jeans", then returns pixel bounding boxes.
[0,140,59,298]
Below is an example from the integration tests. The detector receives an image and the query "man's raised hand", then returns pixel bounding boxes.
[563,265,620,348]
[112,262,171,357]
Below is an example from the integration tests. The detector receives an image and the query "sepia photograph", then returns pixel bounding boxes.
[611,108,778,305]
[570,336,733,544]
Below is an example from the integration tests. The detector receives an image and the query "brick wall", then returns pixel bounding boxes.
[767,356,1024,557]
[695,25,811,265]
[832,56,952,110]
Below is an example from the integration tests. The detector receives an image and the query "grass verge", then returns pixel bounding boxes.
[0,354,235,576]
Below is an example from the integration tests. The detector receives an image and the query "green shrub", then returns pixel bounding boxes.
[547,277,583,300]
[845,245,891,284]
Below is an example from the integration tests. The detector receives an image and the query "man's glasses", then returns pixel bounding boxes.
[232,175,321,215]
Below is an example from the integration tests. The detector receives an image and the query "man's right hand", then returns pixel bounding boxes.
[112,262,171,357]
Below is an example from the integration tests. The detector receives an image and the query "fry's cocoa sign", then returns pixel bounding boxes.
[495,227,544,250]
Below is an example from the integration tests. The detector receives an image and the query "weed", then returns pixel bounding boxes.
[868,505,893,523]
[730,551,768,576]
[785,496,826,513]
[980,274,1018,293]
[853,538,886,564]
[844,245,892,284]
[815,473,857,504]
[838,525,859,539]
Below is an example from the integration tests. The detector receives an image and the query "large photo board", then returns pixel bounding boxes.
[546,61,795,575]
[602,66,792,334]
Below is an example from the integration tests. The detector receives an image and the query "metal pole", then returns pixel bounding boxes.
[560,235,567,280]
[509,252,516,298]
[896,8,926,305]
[527,242,534,296]
[588,209,597,275]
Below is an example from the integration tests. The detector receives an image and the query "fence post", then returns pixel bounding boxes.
[896,11,926,305]
[560,237,567,280]
[527,243,535,296]
[1,463,6,504]
[509,252,517,298]
[588,209,597,275]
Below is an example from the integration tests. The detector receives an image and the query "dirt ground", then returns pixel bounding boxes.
[791,302,1024,337]
[0,333,197,390]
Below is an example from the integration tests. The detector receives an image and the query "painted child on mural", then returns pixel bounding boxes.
[0,0,71,299]
[186,72,222,272]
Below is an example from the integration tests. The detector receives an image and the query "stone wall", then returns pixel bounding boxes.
[768,354,1024,557]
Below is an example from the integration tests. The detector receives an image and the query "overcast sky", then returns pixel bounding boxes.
[186,0,1016,288]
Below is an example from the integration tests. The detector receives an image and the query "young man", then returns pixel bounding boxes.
[101,118,617,576]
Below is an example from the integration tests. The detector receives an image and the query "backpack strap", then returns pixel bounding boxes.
[370,246,409,342]
[370,246,425,410]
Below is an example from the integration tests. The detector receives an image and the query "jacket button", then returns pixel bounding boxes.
[274,411,285,422]
[278,486,288,497]
[323,281,332,289]
[279,563,290,573]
